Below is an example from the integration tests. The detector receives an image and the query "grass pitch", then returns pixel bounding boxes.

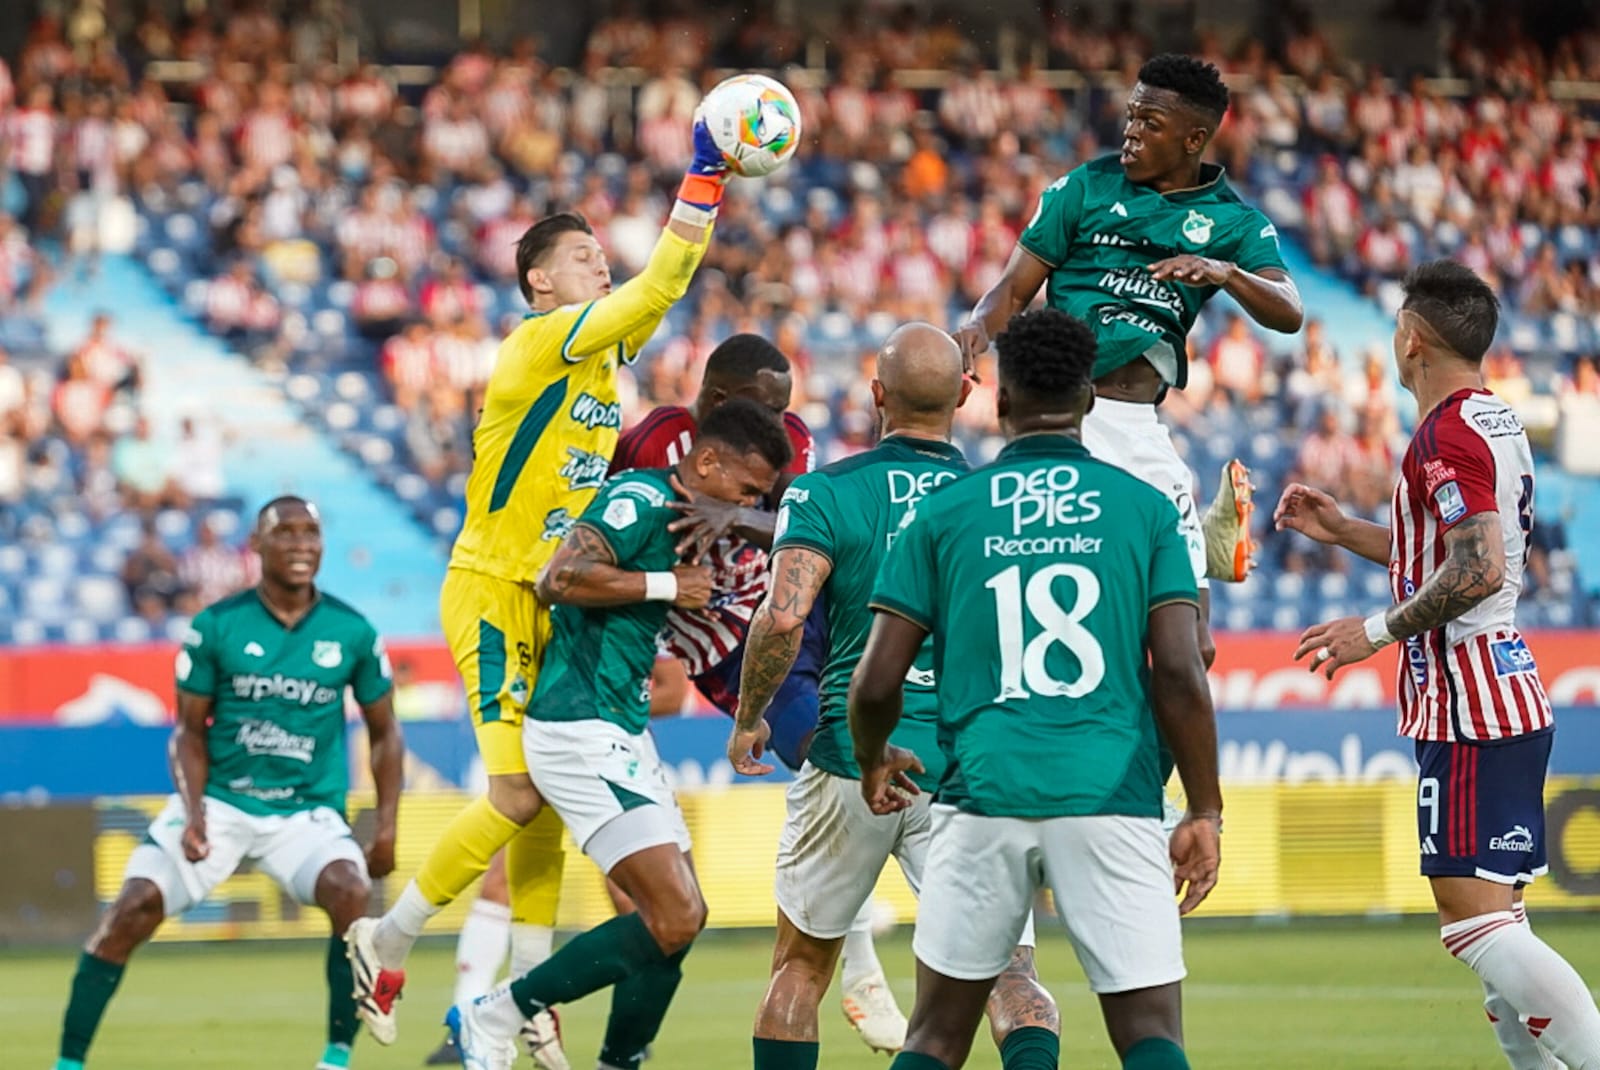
[6,916,1599,1069]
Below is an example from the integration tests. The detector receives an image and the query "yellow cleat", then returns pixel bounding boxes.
[1202,459,1257,583]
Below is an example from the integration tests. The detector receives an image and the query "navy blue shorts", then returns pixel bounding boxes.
[695,597,827,772]
[1415,729,1552,885]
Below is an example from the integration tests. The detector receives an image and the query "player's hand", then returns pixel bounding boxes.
[1295,616,1377,680]
[1169,814,1221,914]
[952,321,989,379]
[858,745,925,815]
[727,719,774,776]
[181,812,210,863]
[364,827,397,879]
[1273,482,1350,546]
[667,473,742,561]
[1147,255,1235,288]
[689,114,730,178]
[670,564,714,609]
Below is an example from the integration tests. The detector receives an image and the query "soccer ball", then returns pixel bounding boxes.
[696,73,802,178]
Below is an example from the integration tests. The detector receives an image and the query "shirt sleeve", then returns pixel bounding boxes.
[773,474,835,560]
[175,609,219,697]
[1416,412,1499,531]
[1233,209,1290,275]
[869,503,938,630]
[542,228,710,366]
[1149,497,1201,610]
[1018,166,1088,269]
[576,475,673,565]
[783,412,816,475]
[351,624,395,706]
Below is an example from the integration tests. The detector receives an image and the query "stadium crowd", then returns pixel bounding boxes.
[0,0,1596,633]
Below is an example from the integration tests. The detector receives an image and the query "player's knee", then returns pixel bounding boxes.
[643,888,707,954]
[486,774,542,825]
[1197,627,1217,669]
[93,880,165,955]
[316,862,371,927]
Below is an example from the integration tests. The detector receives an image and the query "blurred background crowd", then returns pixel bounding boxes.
[1,0,1598,643]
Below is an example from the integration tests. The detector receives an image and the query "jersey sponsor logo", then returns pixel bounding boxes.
[231,672,340,706]
[1489,636,1537,677]
[1489,824,1534,852]
[905,665,936,687]
[1471,408,1524,438]
[773,504,790,542]
[1434,480,1467,524]
[1421,458,1457,493]
[1090,233,1140,249]
[1096,268,1184,315]
[1181,209,1214,245]
[374,637,393,679]
[244,641,266,657]
[603,496,639,530]
[1259,223,1278,240]
[183,627,203,647]
[559,447,611,491]
[1099,307,1164,336]
[1110,201,1128,217]
[1421,835,1438,855]
[1399,576,1428,690]
[509,672,530,706]
[990,465,1103,533]
[610,480,669,507]
[569,391,622,431]
[886,469,958,505]
[175,649,194,682]
[780,486,810,506]
[312,640,343,669]
[234,718,317,763]
[983,533,1104,558]
[541,506,576,542]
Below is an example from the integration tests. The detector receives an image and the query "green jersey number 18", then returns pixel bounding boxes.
[986,563,1105,702]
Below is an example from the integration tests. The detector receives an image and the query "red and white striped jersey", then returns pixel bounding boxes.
[610,405,815,675]
[1390,388,1552,741]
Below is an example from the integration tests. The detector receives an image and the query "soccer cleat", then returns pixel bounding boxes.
[449,1000,518,1070]
[1202,458,1257,583]
[346,916,406,1045]
[841,970,908,1054]
[423,1030,461,1065]
[314,1041,352,1069]
[520,1009,572,1070]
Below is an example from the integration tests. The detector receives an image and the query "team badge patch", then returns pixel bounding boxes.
[1434,480,1468,524]
[312,640,343,668]
[1181,209,1214,245]
[603,497,639,530]
[1489,636,1537,677]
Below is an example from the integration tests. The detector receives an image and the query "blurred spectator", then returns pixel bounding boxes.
[74,312,141,395]
[0,347,23,424]
[51,354,111,446]
[352,257,412,340]
[4,83,57,233]
[1302,156,1362,265]
[180,518,254,607]
[113,417,183,513]
[382,321,436,413]
[1205,313,1267,405]
[171,416,227,503]
[1355,214,1412,283]
[1294,405,1361,500]
[1485,348,1534,408]
[120,520,181,610]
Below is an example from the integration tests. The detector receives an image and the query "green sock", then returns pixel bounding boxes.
[890,1054,951,1070]
[1000,1026,1059,1069]
[599,944,691,1069]
[317,1041,352,1068]
[54,1061,86,1070]
[752,1036,820,1070]
[1122,1037,1190,1070]
[326,934,359,1048]
[509,912,667,1018]
[60,951,125,1062]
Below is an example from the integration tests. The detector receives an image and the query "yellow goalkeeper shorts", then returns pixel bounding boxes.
[440,566,551,777]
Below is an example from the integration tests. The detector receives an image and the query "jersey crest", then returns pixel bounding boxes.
[312,640,343,669]
[1181,209,1214,246]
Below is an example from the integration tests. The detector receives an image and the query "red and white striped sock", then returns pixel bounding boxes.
[1445,911,1599,1069]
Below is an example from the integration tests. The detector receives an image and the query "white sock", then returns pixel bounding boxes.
[841,900,882,990]
[474,981,527,1035]
[454,899,512,1006]
[509,921,555,978]
[1444,911,1600,1070]
[374,881,441,970]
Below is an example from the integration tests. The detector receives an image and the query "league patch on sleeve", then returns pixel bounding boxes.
[773,504,790,542]
[1434,480,1468,524]
[603,496,639,530]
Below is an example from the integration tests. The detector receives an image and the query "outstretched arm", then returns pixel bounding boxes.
[1274,482,1390,566]
[1146,259,1304,333]
[728,548,831,774]
[955,247,1051,371]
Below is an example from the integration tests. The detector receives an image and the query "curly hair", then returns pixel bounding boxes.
[994,309,1098,406]
[1137,53,1230,124]
[704,333,791,385]
[1401,259,1500,364]
[698,396,794,471]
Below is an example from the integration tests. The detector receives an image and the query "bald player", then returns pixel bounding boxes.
[733,324,1061,1070]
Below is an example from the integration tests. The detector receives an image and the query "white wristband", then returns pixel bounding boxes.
[1364,612,1396,650]
[670,200,717,228]
[644,571,678,602]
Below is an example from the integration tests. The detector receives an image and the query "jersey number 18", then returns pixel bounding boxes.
[986,563,1105,702]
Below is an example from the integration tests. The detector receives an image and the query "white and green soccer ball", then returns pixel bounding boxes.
[696,73,802,178]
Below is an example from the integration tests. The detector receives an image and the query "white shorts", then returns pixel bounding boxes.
[1082,397,1207,588]
[125,794,367,917]
[523,718,691,874]
[914,805,1184,992]
[775,764,1036,947]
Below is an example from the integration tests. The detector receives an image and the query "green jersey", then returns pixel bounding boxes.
[1019,155,1286,388]
[530,468,679,735]
[870,435,1198,818]
[176,590,392,817]
[774,435,968,789]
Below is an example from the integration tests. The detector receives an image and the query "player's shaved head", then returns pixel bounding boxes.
[257,495,318,532]
[875,323,965,418]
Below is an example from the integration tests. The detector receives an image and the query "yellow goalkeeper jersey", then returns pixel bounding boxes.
[450,226,711,583]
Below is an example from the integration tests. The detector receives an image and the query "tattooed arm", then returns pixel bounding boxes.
[537,523,712,609]
[735,547,831,732]
[1385,511,1506,640]
[1295,512,1505,678]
